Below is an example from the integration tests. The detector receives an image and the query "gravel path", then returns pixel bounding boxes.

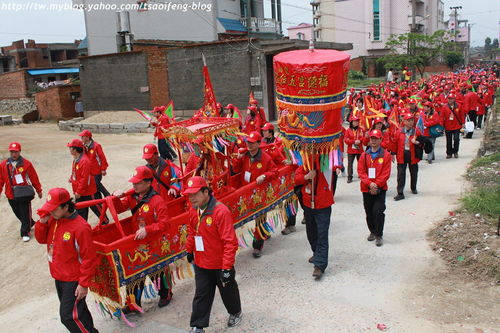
[0,124,496,333]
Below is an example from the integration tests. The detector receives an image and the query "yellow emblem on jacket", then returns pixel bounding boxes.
[378,158,384,164]
[63,232,71,241]
[256,162,262,169]
[18,167,24,172]
[89,149,94,154]
[163,170,169,177]
[142,204,150,213]
[206,217,213,226]
[76,165,79,170]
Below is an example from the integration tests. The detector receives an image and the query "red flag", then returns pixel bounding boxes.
[202,54,219,117]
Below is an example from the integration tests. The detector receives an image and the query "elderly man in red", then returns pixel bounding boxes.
[243,106,262,134]
[232,131,277,257]
[358,130,392,247]
[441,94,464,159]
[0,142,42,242]
[78,130,110,198]
[142,144,182,201]
[67,139,100,221]
[35,187,99,333]
[115,166,172,311]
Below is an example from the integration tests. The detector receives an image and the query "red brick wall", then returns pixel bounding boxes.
[350,57,363,72]
[0,70,28,100]
[145,49,170,108]
[35,85,80,120]
[423,64,450,73]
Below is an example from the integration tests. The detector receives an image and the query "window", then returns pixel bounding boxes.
[297,32,304,40]
[373,0,380,41]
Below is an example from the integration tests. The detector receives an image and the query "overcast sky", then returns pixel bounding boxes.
[0,0,498,47]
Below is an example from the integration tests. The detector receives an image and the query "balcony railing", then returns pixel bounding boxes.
[239,17,280,34]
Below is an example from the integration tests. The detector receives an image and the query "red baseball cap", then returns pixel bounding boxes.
[373,117,384,124]
[246,131,262,143]
[423,101,433,107]
[40,188,71,213]
[182,176,208,195]
[225,104,234,109]
[129,166,154,184]
[349,115,360,122]
[78,129,92,137]
[8,142,21,151]
[248,106,257,112]
[142,144,158,159]
[249,99,258,105]
[369,129,383,139]
[403,113,414,120]
[262,123,274,131]
[408,98,417,104]
[66,139,84,148]
[448,94,456,99]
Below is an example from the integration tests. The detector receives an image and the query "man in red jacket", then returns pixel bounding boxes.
[0,142,42,242]
[79,130,110,198]
[463,85,479,137]
[358,130,392,246]
[441,94,463,159]
[67,139,100,221]
[391,114,423,201]
[184,176,242,333]
[295,161,334,280]
[35,187,99,333]
[231,131,277,257]
[142,144,182,201]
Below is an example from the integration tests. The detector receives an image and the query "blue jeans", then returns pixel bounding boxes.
[304,205,332,272]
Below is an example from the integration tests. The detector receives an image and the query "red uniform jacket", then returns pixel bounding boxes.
[185,196,238,270]
[261,137,286,167]
[463,91,480,112]
[35,212,97,287]
[242,116,262,135]
[477,96,486,115]
[116,189,170,235]
[0,157,42,200]
[146,157,182,201]
[84,140,108,176]
[344,127,366,154]
[295,166,334,209]
[441,103,464,131]
[232,149,277,185]
[153,115,172,139]
[358,148,392,193]
[390,127,423,165]
[70,154,96,196]
[422,110,442,136]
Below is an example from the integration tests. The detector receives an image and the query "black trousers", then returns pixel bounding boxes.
[396,150,418,195]
[477,114,484,129]
[8,198,34,237]
[94,175,110,198]
[445,129,460,156]
[190,265,241,329]
[158,138,177,161]
[75,195,103,221]
[347,153,361,179]
[468,110,477,127]
[303,205,331,272]
[285,214,296,227]
[55,280,98,333]
[362,190,386,237]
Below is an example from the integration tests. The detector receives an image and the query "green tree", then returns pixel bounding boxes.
[492,38,499,49]
[378,30,454,78]
[484,37,492,52]
[444,51,464,69]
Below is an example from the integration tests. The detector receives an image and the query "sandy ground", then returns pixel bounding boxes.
[0,123,498,333]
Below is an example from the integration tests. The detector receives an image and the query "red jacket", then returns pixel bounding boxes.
[344,127,366,154]
[243,116,262,135]
[117,189,170,235]
[146,157,182,201]
[261,137,286,167]
[422,110,442,136]
[153,115,172,139]
[295,166,334,209]
[477,95,486,115]
[463,91,480,112]
[232,149,277,185]
[84,140,108,176]
[390,127,423,165]
[35,212,97,287]
[358,148,392,192]
[70,154,96,196]
[185,196,238,270]
[441,103,464,131]
[0,157,42,200]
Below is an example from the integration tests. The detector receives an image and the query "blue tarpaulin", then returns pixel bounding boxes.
[27,68,79,76]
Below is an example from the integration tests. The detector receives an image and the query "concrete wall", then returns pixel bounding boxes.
[74,0,219,56]
[35,85,81,120]
[79,52,150,111]
[166,41,252,111]
[0,70,28,100]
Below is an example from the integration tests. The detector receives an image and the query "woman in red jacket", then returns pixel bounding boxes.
[476,90,486,129]
[422,101,442,163]
[440,94,464,159]
[35,187,99,333]
[344,115,366,183]
[184,177,242,333]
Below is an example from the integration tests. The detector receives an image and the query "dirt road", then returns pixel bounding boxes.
[0,124,497,333]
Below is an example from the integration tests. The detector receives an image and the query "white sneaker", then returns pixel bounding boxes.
[22,236,30,242]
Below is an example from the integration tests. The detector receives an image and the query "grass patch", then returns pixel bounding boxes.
[470,152,500,168]
[460,186,500,218]
[348,77,385,88]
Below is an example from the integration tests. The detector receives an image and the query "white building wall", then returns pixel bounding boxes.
[74,0,222,56]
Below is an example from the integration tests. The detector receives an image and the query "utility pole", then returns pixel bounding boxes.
[310,0,319,43]
[450,6,462,51]
[411,0,416,34]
